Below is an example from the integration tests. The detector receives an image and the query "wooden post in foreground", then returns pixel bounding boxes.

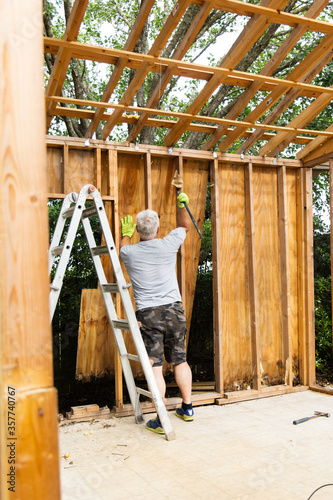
[0,1,61,499]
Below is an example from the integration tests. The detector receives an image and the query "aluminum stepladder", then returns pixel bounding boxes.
[49,184,175,440]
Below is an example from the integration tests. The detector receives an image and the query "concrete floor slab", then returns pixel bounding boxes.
[59,390,333,499]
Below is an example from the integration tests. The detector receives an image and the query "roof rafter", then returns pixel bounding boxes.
[163,0,291,148]
[44,37,333,98]
[45,0,89,129]
[126,0,213,143]
[218,27,333,153]
[259,87,333,156]
[206,0,333,34]
[201,0,330,151]
[100,0,193,140]
[85,0,156,138]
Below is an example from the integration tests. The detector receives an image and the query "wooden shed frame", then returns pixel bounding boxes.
[46,134,319,414]
[2,0,333,497]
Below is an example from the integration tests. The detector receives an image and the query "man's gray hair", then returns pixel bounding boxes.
[136,209,159,239]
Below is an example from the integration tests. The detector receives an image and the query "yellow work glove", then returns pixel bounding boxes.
[121,215,136,238]
[177,192,189,208]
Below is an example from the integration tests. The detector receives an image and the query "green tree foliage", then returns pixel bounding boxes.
[313,173,333,377]
[43,0,333,152]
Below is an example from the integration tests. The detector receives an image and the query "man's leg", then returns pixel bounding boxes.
[152,364,166,403]
[174,361,192,404]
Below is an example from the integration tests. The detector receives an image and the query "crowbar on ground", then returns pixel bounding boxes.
[293,411,330,425]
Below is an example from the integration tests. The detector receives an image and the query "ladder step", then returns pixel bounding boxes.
[101,283,119,293]
[61,206,98,220]
[112,319,131,330]
[51,245,63,256]
[91,245,108,256]
[82,206,98,219]
[62,206,75,219]
[136,387,153,399]
[126,354,140,362]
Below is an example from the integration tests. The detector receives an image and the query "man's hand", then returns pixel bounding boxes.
[121,215,136,238]
[177,192,189,208]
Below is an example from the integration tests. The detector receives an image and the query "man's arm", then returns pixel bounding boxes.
[120,235,131,248]
[120,216,136,248]
[176,193,191,233]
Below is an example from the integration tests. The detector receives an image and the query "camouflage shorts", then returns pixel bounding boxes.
[136,302,187,367]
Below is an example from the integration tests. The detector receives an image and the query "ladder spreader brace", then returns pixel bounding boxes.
[49,184,175,440]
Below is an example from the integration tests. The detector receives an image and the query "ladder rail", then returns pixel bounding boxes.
[81,213,145,424]
[48,192,78,273]
[49,189,91,322]
[88,187,175,440]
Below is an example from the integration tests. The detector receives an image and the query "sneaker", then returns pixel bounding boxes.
[175,407,194,422]
[146,416,164,434]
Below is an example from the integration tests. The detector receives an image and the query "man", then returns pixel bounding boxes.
[119,192,193,434]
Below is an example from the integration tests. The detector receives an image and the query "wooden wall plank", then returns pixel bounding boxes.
[219,162,253,390]
[183,158,208,339]
[47,146,64,194]
[296,168,307,383]
[244,162,261,391]
[278,166,292,387]
[304,168,316,386]
[145,151,152,209]
[211,159,223,394]
[96,147,102,192]
[286,169,299,385]
[174,156,186,314]
[253,166,283,386]
[65,148,95,194]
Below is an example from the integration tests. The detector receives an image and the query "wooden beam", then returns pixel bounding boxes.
[296,168,307,384]
[304,168,316,386]
[208,0,333,34]
[52,105,312,145]
[44,38,333,99]
[127,1,212,143]
[297,123,333,160]
[259,86,333,156]
[101,0,193,140]
[46,135,305,167]
[46,95,333,141]
[278,166,292,387]
[302,139,333,167]
[86,0,155,138]
[45,0,89,129]
[144,151,152,210]
[164,0,290,147]
[95,147,102,192]
[175,157,187,313]
[244,163,261,391]
[221,29,333,154]
[1,1,60,497]
[210,159,223,395]
[108,150,123,409]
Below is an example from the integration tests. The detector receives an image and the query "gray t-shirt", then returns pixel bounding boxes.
[119,227,186,311]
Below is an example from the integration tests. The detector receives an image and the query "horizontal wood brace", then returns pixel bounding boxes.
[46,96,333,140]
[46,135,307,166]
